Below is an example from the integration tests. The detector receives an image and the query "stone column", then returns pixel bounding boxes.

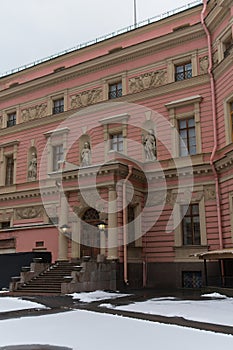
[107,186,118,260]
[100,229,106,256]
[71,219,80,259]
[58,192,68,260]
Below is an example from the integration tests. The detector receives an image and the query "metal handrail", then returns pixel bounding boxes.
[0,0,202,78]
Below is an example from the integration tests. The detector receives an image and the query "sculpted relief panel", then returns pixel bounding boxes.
[15,206,44,220]
[129,69,167,94]
[199,56,209,74]
[70,88,103,109]
[21,103,47,122]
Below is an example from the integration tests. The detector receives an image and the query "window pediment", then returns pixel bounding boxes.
[165,95,202,109]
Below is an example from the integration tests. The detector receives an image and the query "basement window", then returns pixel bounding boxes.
[36,241,44,247]
[182,271,202,288]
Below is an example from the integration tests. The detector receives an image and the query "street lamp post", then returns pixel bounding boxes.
[60,224,71,238]
[97,221,107,256]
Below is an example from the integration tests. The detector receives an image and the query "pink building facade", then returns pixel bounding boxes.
[1,0,233,289]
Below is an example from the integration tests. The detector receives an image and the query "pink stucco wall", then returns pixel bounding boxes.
[0,1,233,265]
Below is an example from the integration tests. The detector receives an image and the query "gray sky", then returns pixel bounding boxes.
[0,0,202,76]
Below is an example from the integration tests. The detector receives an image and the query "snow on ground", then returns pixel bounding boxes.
[0,297,48,313]
[68,290,129,302]
[100,293,233,327]
[202,292,228,299]
[0,309,233,350]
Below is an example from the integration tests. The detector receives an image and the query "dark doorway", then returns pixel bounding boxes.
[80,208,100,258]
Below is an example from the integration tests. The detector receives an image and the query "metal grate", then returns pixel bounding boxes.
[182,271,202,288]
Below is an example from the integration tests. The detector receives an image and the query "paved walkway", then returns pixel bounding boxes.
[1,289,233,337]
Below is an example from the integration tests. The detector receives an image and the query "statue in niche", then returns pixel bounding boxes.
[28,152,37,180]
[81,141,91,167]
[142,129,157,161]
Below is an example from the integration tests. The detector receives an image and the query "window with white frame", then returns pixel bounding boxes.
[109,132,123,152]
[108,82,122,99]
[0,140,19,187]
[218,28,233,62]
[173,192,207,260]
[53,98,64,114]
[167,53,197,84]
[181,204,200,245]
[99,113,129,160]
[7,112,16,127]
[5,155,14,185]
[223,97,233,145]
[52,144,64,171]
[175,62,192,81]
[44,127,69,174]
[178,117,196,156]
[165,95,202,158]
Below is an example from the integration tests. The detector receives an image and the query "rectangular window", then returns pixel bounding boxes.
[182,271,202,288]
[224,37,233,59]
[181,204,200,245]
[0,222,10,229]
[52,145,64,171]
[36,241,44,247]
[0,238,15,249]
[230,102,233,141]
[179,117,196,156]
[5,155,14,185]
[49,216,58,225]
[109,82,122,99]
[175,62,192,81]
[53,98,64,114]
[110,133,123,152]
[7,112,16,127]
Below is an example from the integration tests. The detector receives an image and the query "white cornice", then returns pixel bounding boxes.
[165,95,202,109]
[44,127,70,138]
[99,113,130,125]
[0,140,20,148]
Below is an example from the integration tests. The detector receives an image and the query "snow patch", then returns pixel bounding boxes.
[67,290,130,303]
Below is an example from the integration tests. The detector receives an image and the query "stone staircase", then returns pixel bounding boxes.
[13,260,78,295]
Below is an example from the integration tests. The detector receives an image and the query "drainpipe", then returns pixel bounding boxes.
[123,164,133,285]
[201,0,223,250]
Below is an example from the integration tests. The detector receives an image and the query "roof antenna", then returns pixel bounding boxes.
[134,0,137,28]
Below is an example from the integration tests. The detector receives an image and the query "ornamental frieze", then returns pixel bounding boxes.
[21,103,47,122]
[129,69,167,94]
[166,189,203,205]
[15,206,43,219]
[0,210,12,221]
[70,88,102,109]
[199,56,208,74]
[146,191,167,206]
[204,185,216,200]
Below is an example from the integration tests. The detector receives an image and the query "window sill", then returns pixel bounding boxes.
[169,153,203,167]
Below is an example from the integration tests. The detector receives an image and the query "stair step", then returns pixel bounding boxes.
[14,261,79,295]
